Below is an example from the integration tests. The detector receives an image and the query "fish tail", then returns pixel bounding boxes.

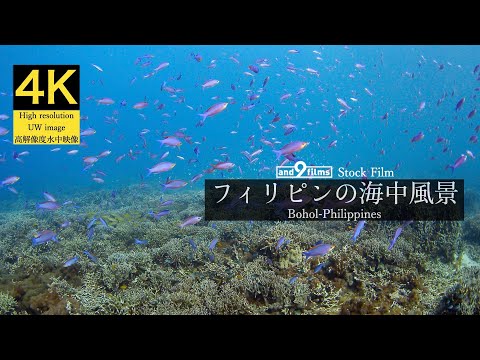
[272,149,282,160]
[146,168,152,177]
[197,113,207,123]
[160,183,167,192]
[447,165,454,173]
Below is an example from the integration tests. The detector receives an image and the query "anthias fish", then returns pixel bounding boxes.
[351,220,366,242]
[272,141,308,160]
[303,244,335,260]
[180,216,202,228]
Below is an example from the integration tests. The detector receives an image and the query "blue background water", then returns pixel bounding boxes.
[0,45,479,202]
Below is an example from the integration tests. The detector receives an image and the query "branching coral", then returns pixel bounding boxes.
[0,186,478,315]
[0,291,17,315]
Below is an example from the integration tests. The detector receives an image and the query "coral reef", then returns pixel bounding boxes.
[0,185,478,315]
[463,214,480,245]
[0,291,17,315]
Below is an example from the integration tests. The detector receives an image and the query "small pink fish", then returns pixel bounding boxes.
[411,131,425,142]
[328,140,338,148]
[157,136,182,148]
[67,150,78,155]
[133,101,148,110]
[83,156,98,165]
[154,62,169,71]
[80,128,96,136]
[337,98,352,110]
[115,154,126,163]
[36,201,60,211]
[197,102,229,123]
[191,173,204,183]
[447,154,467,172]
[97,98,115,105]
[455,97,465,112]
[161,180,188,189]
[147,161,176,176]
[1,176,20,186]
[179,216,202,228]
[97,150,111,158]
[201,79,220,90]
[92,177,104,183]
[272,141,308,159]
[212,162,235,170]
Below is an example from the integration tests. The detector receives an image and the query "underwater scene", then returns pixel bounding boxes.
[0,45,479,315]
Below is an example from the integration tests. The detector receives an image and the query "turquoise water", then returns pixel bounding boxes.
[0,45,479,315]
[1,45,479,198]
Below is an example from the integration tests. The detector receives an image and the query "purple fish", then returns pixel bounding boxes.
[467,109,477,119]
[87,217,97,229]
[157,137,182,148]
[248,64,259,73]
[197,102,229,123]
[314,263,326,274]
[1,176,20,186]
[87,227,95,242]
[80,128,96,136]
[63,256,79,267]
[83,250,98,263]
[302,244,335,260]
[98,217,108,228]
[189,239,197,251]
[36,201,61,211]
[388,227,403,250]
[147,162,176,176]
[32,230,58,246]
[272,141,308,160]
[43,191,56,202]
[179,216,202,228]
[455,97,465,111]
[191,173,204,183]
[275,236,287,251]
[134,239,148,245]
[161,180,188,190]
[61,221,71,228]
[447,154,467,172]
[411,131,424,143]
[160,200,174,206]
[148,210,170,220]
[351,220,366,242]
[209,238,219,251]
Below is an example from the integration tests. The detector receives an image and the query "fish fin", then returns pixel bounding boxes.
[272,149,282,160]
[197,113,207,123]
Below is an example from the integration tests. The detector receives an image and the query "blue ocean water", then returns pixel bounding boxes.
[0,45,479,200]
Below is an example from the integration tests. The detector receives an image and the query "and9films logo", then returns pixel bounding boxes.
[13,65,80,145]
[276,161,333,179]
